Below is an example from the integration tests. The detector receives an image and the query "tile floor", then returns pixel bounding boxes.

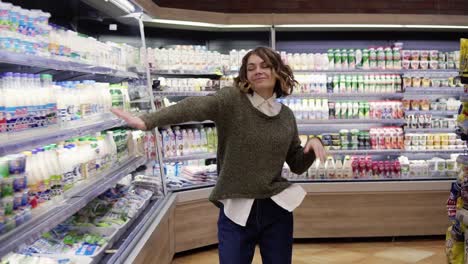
[171,237,446,264]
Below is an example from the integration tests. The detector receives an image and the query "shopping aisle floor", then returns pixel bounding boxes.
[171,237,445,264]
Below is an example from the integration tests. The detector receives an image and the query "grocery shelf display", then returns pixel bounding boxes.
[1,0,466,261]
[0,1,167,261]
[151,40,465,192]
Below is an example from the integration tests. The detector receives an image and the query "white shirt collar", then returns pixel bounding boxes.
[250,91,278,108]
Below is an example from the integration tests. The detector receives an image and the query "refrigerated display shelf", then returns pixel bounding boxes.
[150,70,222,78]
[168,182,216,192]
[0,50,138,79]
[172,120,215,126]
[100,197,166,263]
[404,110,458,116]
[162,153,217,162]
[0,156,147,258]
[227,69,405,75]
[327,149,464,155]
[328,149,401,155]
[0,114,126,156]
[154,91,216,97]
[130,98,152,103]
[289,177,456,183]
[404,128,456,133]
[289,93,404,100]
[297,119,405,125]
[404,87,464,95]
[403,69,459,76]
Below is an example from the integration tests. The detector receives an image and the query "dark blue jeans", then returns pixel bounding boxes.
[217,198,293,264]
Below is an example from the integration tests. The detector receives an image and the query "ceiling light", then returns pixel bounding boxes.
[146,18,270,29]
[109,0,135,14]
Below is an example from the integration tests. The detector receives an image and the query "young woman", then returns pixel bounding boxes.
[111,46,326,264]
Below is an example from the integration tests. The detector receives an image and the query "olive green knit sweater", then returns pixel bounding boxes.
[141,86,316,206]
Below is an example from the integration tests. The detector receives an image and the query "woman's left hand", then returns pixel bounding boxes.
[304,138,327,163]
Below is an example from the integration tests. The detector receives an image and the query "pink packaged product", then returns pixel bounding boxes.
[402,60,410,70]
[420,50,429,61]
[411,50,420,60]
[429,60,438,70]
[420,60,429,70]
[410,60,420,69]
[430,50,438,60]
[402,50,411,60]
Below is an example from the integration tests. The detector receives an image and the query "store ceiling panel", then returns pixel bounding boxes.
[152,0,468,15]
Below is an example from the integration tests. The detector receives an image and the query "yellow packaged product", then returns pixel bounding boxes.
[446,226,464,264]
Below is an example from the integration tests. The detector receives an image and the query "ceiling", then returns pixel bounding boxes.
[152,0,468,15]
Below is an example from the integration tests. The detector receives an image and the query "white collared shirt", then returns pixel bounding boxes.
[219,91,307,226]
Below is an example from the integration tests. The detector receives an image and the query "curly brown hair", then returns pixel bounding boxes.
[234,47,297,98]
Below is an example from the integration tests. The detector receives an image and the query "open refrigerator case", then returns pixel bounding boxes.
[447,38,468,264]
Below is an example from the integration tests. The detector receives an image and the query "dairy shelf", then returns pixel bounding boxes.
[0,156,147,258]
[154,91,216,97]
[404,128,456,133]
[403,69,459,76]
[297,119,405,125]
[168,182,217,192]
[404,87,464,95]
[162,153,217,162]
[289,93,404,100]
[0,114,126,156]
[404,110,458,116]
[0,50,138,79]
[150,70,222,78]
[289,176,456,183]
[327,149,464,156]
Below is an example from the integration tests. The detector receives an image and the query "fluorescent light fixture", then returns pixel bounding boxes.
[276,24,404,28]
[275,24,468,29]
[109,0,135,13]
[146,18,270,29]
[404,24,468,29]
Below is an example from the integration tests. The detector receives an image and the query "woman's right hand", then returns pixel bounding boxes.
[111,108,147,130]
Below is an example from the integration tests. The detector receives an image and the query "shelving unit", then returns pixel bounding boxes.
[0,50,138,79]
[404,128,456,133]
[0,114,125,156]
[169,182,217,192]
[162,153,217,162]
[150,70,222,78]
[154,91,216,97]
[404,87,464,95]
[297,119,405,125]
[404,110,458,116]
[0,156,147,257]
[290,93,404,100]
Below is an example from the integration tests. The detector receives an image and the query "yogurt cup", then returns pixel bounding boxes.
[429,60,438,70]
[402,60,410,70]
[411,50,420,60]
[411,60,420,69]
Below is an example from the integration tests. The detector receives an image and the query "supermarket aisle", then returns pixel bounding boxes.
[171,237,445,264]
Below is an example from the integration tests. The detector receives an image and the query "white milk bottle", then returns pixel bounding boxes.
[343,156,353,179]
[167,128,176,157]
[322,99,329,120]
[194,128,201,153]
[182,129,189,155]
[105,131,118,163]
[308,159,318,179]
[23,151,36,193]
[174,127,183,156]
[317,161,326,179]
[187,129,195,154]
[36,148,51,199]
[325,156,336,179]
[200,127,208,153]
[205,127,213,153]
[301,99,309,120]
[335,158,343,179]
